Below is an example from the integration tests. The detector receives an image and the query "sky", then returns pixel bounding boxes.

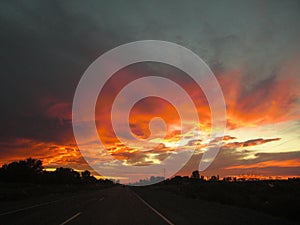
[0,0,300,182]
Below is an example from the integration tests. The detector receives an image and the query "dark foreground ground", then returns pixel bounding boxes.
[0,184,297,225]
[147,179,300,222]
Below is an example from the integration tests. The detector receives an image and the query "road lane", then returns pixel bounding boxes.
[0,186,170,225]
[0,186,297,225]
[67,186,170,225]
[0,188,105,225]
[0,199,62,216]
[131,191,174,225]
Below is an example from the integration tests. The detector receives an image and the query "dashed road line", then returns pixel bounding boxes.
[59,212,82,225]
[0,199,62,216]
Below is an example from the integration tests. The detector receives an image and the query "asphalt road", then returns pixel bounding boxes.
[0,186,296,225]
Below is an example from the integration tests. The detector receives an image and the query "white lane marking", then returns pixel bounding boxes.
[99,197,104,201]
[0,199,62,216]
[59,212,82,225]
[132,191,175,225]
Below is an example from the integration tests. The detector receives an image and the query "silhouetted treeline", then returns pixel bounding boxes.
[164,170,299,184]
[150,170,300,222]
[0,158,113,185]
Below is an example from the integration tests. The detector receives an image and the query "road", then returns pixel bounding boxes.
[0,186,296,225]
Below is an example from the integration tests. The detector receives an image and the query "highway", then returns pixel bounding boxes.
[0,186,296,225]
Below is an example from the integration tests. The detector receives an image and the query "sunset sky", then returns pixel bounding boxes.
[1,0,300,181]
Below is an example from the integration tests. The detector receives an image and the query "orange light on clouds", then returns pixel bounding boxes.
[226,159,300,170]
[0,137,84,169]
[1,61,300,178]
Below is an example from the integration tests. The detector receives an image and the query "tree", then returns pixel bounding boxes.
[81,170,91,178]
[23,158,43,174]
[55,167,80,184]
[81,170,97,183]
[191,170,200,179]
[0,158,111,186]
[0,158,43,182]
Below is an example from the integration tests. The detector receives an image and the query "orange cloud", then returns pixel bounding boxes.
[0,137,85,169]
[129,97,181,139]
[226,159,300,169]
[217,66,300,129]
[224,138,281,148]
[95,63,210,153]
[91,60,300,171]
[3,62,297,176]
[95,62,300,150]
[222,135,237,141]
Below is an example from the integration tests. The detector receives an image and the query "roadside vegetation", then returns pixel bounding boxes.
[0,158,115,201]
[138,171,300,222]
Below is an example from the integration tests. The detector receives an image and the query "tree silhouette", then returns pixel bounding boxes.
[81,170,98,183]
[191,170,200,179]
[0,158,43,182]
[54,167,81,184]
[0,158,105,185]
[81,170,91,178]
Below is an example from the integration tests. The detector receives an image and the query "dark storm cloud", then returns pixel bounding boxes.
[0,0,135,143]
[1,0,300,142]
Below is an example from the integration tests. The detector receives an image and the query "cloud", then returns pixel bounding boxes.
[0,137,86,169]
[185,136,281,149]
[106,142,173,166]
[217,67,300,129]
[178,146,300,177]
[187,139,203,147]
[177,137,282,175]
[221,151,300,177]
[222,135,237,141]
[0,1,300,178]
[223,138,281,148]
[225,159,300,170]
